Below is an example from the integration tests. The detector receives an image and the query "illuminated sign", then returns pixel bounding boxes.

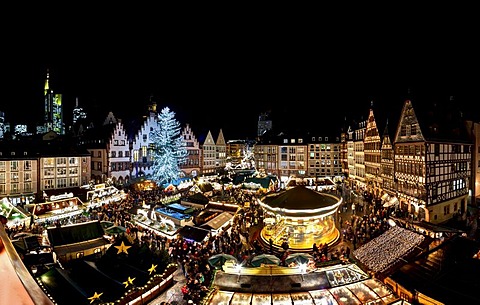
[50,192,74,201]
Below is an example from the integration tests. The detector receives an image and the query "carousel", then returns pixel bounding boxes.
[257,186,342,251]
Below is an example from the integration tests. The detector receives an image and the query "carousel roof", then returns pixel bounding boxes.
[261,186,338,210]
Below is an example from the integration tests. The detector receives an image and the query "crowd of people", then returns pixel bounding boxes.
[2,180,442,305]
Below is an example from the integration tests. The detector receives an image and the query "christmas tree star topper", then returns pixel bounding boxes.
[88,291,103,304]
[114,241,132,254]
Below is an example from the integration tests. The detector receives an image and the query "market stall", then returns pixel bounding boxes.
[25,195,86,224]
[86,184,126,208]
[0,197,30,227]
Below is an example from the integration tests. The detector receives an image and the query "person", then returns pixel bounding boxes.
[0,215,7,225]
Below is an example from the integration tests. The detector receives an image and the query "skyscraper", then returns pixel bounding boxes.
[72,97,87,125]
[0,111,5,139]
[44,69,64,134]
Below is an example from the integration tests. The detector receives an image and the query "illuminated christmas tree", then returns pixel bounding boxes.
[149,106,188,185]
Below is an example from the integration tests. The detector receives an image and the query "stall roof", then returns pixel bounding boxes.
[47,221,105,247]
[167,203,194,213]
[201,212,233,231]
[177,225,210,243]
[184,192,210,205]
[261,186,338,210]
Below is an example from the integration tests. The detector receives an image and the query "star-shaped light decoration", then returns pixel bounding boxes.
[148,264,157,275]
[123,276,136,288]
[114,241,132,254]
[126,233,136,244]
[88,291,103,304]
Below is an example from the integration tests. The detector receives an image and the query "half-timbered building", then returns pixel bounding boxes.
[364,107,382,197]
[393,98,471,224]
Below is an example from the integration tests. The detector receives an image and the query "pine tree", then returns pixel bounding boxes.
[149,107,188,186]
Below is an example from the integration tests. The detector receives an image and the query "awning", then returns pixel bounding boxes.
[383,197,399,207]
[381,193,390,201]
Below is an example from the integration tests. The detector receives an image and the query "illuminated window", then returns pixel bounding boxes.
[69,177,78,187]
[10,161,19,171]
[11,172,19,182]
[69,168,78,175]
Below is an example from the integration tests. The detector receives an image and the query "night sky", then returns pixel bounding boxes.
[2,12,479,140]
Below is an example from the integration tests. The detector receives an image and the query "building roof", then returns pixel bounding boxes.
[0,136,91,159]
[402,97,471,143]
[77,122,117,149]
[388,235,480,304]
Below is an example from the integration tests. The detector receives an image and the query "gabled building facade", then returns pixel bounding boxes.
[393,99,471,223]
[130,111,158,179]
[106,119,130,185]
[346,126,355,182]
[179,123,201,177]
[79,112,128,185]
[215,129,227,172]
[379,123,395,199]
[364,108,382,197]
[353,119,367,191]
[201,130,217,175]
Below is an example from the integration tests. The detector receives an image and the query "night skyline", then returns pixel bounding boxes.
[2,60,477,140]
[3,16,479,140]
